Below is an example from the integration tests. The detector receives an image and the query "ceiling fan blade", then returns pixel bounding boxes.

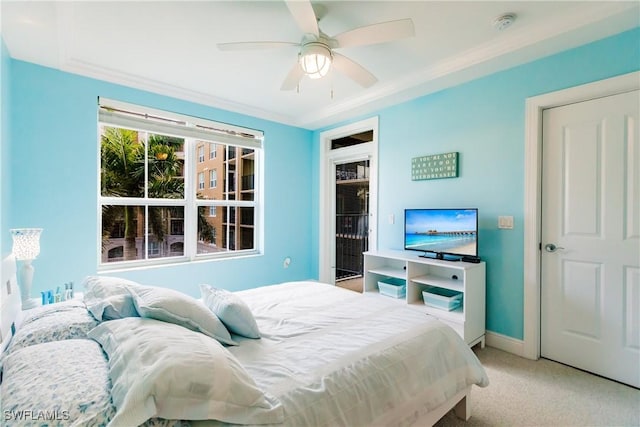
[217,41,298,51]
[332,53,377,88]
[280,62,305,91]
[333,18,414,48]
[285,0,319,37]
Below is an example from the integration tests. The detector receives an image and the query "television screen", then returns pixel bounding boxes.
[404,208,478,258]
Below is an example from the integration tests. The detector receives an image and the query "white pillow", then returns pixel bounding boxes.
[82,276,141,320]
[200,284,261,339]
[88,318,283,426]
[130,285,236,346]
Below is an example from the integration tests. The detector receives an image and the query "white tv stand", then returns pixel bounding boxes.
[363,250,486,348]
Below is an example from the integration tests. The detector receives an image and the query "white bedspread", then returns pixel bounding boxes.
[194,281,489,427]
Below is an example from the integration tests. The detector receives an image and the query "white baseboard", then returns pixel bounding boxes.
[485,331,529,358]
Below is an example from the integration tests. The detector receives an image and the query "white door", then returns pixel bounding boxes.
[541,90,640,388]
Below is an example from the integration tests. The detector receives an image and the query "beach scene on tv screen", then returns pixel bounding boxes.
[405,209,477,256]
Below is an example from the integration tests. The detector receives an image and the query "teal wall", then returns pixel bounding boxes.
[312,27,640,339]
[7,60,315,297]
[1,38,11,258]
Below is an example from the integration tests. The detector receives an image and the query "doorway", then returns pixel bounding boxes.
[335,159,370,291]
[319,117,378,287]
[522,71,639,387]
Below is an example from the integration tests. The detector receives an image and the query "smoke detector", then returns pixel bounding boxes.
[493,13,516,31]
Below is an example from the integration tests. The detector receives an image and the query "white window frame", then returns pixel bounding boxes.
[198,172,205,190]
[210,143,217,159]
[198,145,205,162]
[97,98,264,271]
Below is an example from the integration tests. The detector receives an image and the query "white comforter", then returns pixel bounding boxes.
[195,281,489,427]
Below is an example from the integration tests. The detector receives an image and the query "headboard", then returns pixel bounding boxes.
[1,254,22,352]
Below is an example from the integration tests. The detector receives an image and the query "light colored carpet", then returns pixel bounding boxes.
[435,346,639,426]
[336,277,363,293]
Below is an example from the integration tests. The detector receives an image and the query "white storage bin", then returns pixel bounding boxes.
[422,287,462,311]
[378,278,406,299]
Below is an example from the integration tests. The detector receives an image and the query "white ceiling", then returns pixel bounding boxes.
[1,1,638,130]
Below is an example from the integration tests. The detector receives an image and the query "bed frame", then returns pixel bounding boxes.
[0,254,473,426]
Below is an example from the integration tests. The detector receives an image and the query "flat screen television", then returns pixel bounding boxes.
[404,208,478,259]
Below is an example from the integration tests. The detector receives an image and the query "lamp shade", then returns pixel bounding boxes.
[10,228,43,260]
[299,43,332,79]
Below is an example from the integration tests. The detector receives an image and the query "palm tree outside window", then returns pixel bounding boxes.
[98,98,263,268]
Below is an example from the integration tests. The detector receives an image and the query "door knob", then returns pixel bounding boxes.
[544,243,564,253]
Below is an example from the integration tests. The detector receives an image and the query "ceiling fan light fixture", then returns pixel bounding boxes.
[299,42,332,79]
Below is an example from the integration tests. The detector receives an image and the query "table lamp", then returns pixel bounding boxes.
[10,228,43,310]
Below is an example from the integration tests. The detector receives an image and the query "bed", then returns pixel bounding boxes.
[0,254,488,426]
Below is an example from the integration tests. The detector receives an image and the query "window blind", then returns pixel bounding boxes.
[98,98,263,149]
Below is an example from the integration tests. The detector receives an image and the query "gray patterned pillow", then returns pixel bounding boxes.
[7,302,99,354]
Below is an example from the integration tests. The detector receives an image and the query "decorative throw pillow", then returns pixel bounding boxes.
[88,318,283,426]
[130,285,236,346]
[200,284,261,339]
[7,306,99,354]
[82,276,142,321]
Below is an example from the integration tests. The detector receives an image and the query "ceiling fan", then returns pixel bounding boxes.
[217,0,415,90]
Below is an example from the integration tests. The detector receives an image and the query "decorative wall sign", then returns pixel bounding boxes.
[411,152,458,180]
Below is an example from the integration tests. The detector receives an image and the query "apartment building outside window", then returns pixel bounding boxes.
[98,98,263,269]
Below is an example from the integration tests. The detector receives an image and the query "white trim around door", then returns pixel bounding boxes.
[319,117,379,284]
[523,71,640,360]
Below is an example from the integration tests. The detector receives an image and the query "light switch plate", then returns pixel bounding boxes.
[498,216,514,229]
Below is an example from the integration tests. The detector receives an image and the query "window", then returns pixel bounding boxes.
[98,98,263,268]
[148,241,160,257]
[209,169,217,188]
[170,219,184,235]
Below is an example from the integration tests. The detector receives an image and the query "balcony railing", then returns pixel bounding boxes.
[335,213,368,280]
